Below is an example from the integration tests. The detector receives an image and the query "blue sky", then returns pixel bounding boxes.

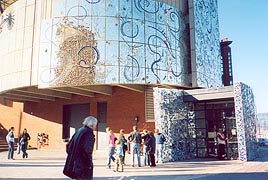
[218,0,268,113]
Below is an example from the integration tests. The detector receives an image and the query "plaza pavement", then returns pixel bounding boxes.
[0,148,268,180]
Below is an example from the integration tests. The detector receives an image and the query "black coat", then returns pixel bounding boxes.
[63,126,95,179]
[148,135,156,154]
[119,134,127,150]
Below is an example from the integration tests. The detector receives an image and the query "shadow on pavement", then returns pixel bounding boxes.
[1,172,268,180]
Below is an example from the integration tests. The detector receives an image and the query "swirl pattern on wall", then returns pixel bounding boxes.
[192,0,222,87]
[39,0,189,87]
[154,87,196,161]
[234,82,258,161]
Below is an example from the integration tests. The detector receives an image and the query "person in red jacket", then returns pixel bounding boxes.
[217,128,227,160]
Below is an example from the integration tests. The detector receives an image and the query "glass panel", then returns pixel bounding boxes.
[143,0,157,23]
[79,16,92,30]
[106,0,119,17]
[156,2,166,26]
[198,148,207,157]
[196,119,206,128]
[196,111,205,118]
[145,21,157,45]
[133,0,144,21]
[196,129,206,138]
[66,0,80,17]
[54,0,66,18]
[197,138,206,147]
[106,41,118,66]
[106,17,119,41]
[120,43,145,84]
[95,40,106,83]
[120,18,133,42]
[132,19,144,43]
[105,65,119,83]
[145,44,158,84]
[91,0,106,17]
[119,0,132,19]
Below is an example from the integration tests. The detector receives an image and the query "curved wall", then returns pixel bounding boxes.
[0,0,222,92]
[0,0,39,92]
[39,0,190,87]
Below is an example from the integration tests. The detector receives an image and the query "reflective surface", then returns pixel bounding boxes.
[192,0,222,87]
[234,82,258,161]
[154,87,196,161]
[39,0,189,87]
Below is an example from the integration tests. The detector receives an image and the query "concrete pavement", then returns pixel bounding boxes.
[0,148,268,180]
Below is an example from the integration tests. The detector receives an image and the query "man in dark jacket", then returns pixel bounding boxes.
[128,125,142,167]
[63,116,98,180]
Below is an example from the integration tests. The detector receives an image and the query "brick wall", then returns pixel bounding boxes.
[0,87,155,150]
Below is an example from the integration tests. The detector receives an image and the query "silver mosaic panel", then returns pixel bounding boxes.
[192,0,222,87]
[39,0,189,87]
[234,82,258,161]
[154,87,196,161]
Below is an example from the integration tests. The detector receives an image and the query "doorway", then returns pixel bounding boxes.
[194,101,237,159]
[97,102,107,150]
[62,103,90,141]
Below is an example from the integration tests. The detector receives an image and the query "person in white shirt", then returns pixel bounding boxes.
[6,127,15,160]
[217,128,227,160]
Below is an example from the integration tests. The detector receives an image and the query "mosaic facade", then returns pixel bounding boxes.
[39,0,189,87]
[191,0,222,87]
[154,87,196,161]
[234,82,258,161]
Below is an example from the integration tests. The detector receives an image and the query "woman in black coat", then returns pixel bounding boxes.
[148,131,156,167]
[19,128,31,158]
[119,129,128,164]
[63,116,98,180]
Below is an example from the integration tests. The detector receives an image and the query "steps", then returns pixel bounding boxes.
[0,139,18,152]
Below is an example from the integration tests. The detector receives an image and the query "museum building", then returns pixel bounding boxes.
[0,0,257,161]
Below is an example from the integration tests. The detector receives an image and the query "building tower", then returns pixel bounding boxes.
[220,38,233,86]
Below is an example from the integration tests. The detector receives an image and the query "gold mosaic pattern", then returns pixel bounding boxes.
[52,23,98,87]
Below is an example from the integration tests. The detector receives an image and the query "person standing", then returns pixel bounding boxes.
[113,139,124,172]
[118,129,128,165]
[6,127,15,160]
[148,131,156,167]
[141,129,151,166]
[63,116,98,180]
[217,128,227,160]
[19,128,31,158]
[106,127,116,169]
[154,129,166,163]
[128,125,142,167]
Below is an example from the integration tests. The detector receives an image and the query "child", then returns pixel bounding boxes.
[114,139,124,172]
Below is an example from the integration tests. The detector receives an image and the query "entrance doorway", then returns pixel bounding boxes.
[62,103,90,140]
[97,102,107,150]
[194,101,238,159]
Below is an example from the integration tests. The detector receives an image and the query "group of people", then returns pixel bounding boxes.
[6,127,31,160]
[6,117,228,180]
[63,116,167,180]
[105,125,166,172]
[62,116,230,180]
